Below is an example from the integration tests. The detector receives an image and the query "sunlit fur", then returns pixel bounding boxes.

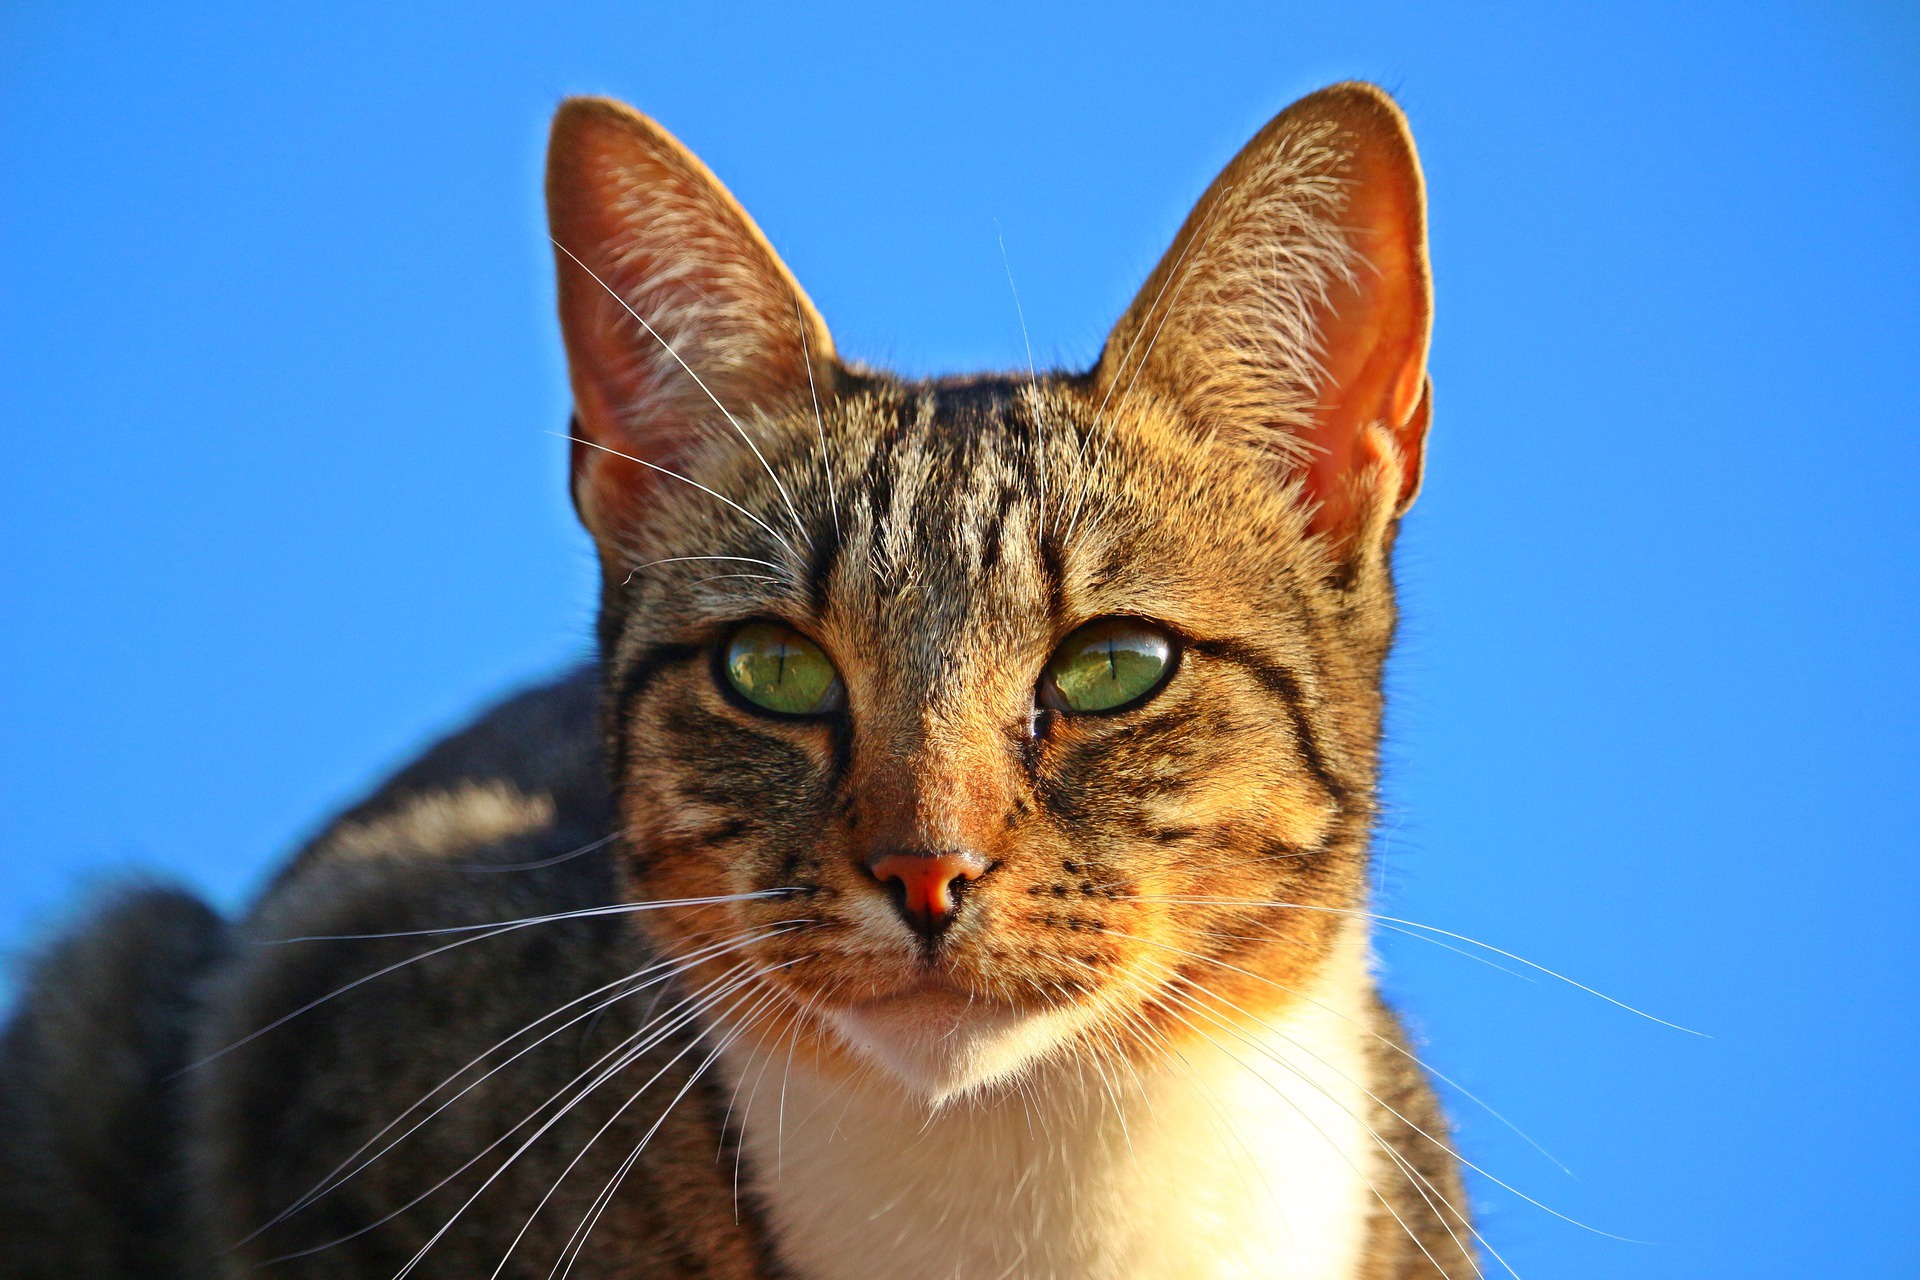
[607,373,1384,1102]
[0,83,1475,1280]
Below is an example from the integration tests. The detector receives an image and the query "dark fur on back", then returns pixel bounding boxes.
[173,668,782,1278]
[0,886,226,1278]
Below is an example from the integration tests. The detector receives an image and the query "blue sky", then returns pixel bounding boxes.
[3,2,1916,1274]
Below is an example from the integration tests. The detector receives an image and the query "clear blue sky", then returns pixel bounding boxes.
[3,2,1916,1274]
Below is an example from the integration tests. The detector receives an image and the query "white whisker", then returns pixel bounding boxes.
[265,889,794,944]
[692,572,785,587]
[1098,180,1228,433]
[488,961,806,1280]
[1094,183,1231,426]
[477,962,776,1276]
[1158,982,1494,1280]
[259,955,775,1268]
[558,432,799,560]
[1113,926,1643,1250]
[244,926,804,1245]
[996,226,1044,532]
[552,239,811,547]
[1170,934,1575,1271]
[1143,923,1570,1176]
[1133,975,1474,1280]
[625,554,793,586]
[795,302,840,544]
[552,974,796,1279]
[459,831,621,875]
[1124,894,1705,1035]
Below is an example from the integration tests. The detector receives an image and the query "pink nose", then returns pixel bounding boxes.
[865,850,990,938]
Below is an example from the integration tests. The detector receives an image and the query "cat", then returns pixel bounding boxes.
[0,81,1474,1278]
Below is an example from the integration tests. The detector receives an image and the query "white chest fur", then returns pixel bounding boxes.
[720,930,1382,1280]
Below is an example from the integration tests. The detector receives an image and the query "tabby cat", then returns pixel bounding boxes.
[0,81,1475,1278]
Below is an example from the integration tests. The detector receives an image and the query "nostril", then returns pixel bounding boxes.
[864,849,990,937]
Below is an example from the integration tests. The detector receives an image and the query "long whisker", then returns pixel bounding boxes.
[1099,855,1525,991]
[1142,922,1569,1176]
[1124,894,1705,1035]
[1144,955,1612,1258]
[1093,182,1232,425]
[266,889,795,943]
[551,239,810,547]
[246,926,802,1244]
[460,831,620,875]
[722,994,783,1183]
[1113,926,1642,1248]
[485,961,806,1280]
[552,974,796,1279]
[795,302,840,544]
[1107,180,1253,460]
[1370,921,1538,983]
[1116,966,1475,1280]
[558,432,798,560]
[258,956,773,1268]
[1174,914,1534,984]
[247,959,660,1243]
[996,226,1044,532]
[1070,955,1302,1258]
[1059,184,1236,546]
[626,554,793,583]
[772,982,828,1182]
[185,890,794,1076]
[1192,1007,1467,1276]
[691,572,784,587]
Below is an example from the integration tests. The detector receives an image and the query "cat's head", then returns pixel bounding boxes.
[547,84,1431,1104]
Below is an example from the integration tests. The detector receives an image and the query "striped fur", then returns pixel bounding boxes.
[0,82,1471,1278]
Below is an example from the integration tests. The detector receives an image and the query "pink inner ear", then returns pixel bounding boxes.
[546,98,832,545]
[1299,127,1432,545]
[1090,85,1433,557]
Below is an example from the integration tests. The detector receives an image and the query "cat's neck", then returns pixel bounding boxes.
[721,919,1381,1280]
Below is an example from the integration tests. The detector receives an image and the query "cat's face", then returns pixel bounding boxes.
[548,86,1431,1102]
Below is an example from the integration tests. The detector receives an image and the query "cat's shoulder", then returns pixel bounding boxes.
[267,661,611,894]
[184,669,772,1276]
[0,670,623,1279]
[208,660,629,1102]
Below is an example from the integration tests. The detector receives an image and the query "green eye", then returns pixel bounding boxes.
[722,621,844,717]
[1042,618,1177,714]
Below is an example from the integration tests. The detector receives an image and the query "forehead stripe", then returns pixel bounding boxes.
[804,517,843,615]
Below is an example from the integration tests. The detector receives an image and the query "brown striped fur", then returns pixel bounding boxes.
[0,82,1472,1278]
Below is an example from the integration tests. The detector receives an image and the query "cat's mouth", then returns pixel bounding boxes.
[822,981,1106,1104]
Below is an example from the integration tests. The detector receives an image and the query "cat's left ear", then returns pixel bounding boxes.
[1095,83,1432,559]
[547,97,833,548]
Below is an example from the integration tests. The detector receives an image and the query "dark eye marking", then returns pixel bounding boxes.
[1037,707,1197,823]
[1185,637,1348,805]
[661,704,817,801]
[608,642,704,792]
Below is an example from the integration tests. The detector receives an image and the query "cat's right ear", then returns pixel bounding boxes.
[546,98,833,548]
[1094,83,1432,565]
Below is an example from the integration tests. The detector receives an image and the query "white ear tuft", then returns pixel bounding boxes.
[1096,83,1432,552]
[546,97,832,545]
